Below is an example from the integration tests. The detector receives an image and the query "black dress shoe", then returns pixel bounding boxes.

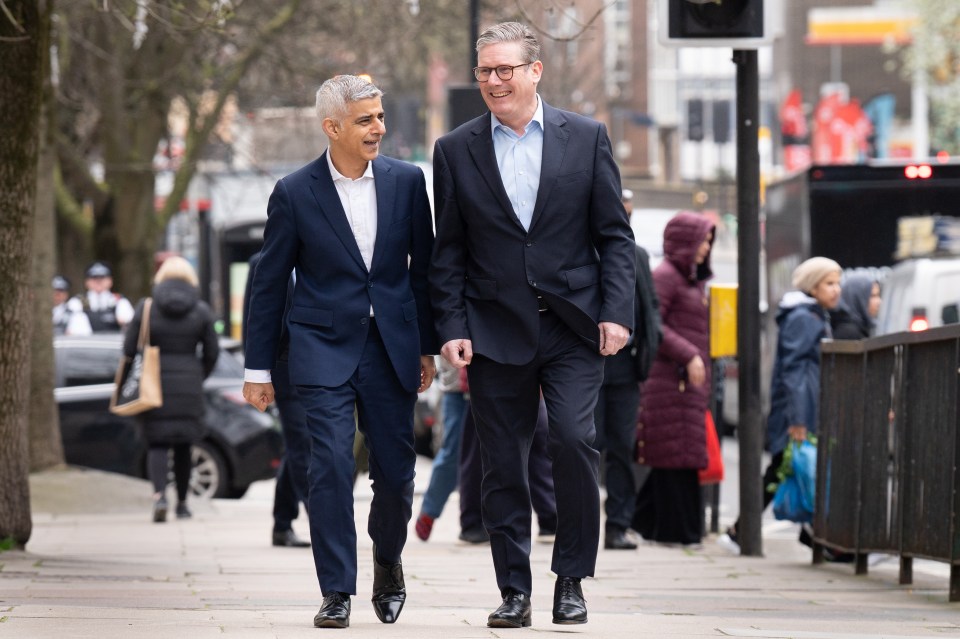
[458,527,490,544]
[314,592,350,628]
[552,576,587,624]
[272,529,310,547]
[487,589,531,628]
[604,529,638,550]
[371,544,405,623]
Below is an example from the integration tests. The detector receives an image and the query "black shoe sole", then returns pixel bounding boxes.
[487,617,532,628]
[552,617,587,625]
[314,617,349,628]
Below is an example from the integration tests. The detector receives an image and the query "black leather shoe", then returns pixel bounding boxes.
[487,589,531,628]
[272,529,310,547]
[552,576,587,624]
[604,529,638,550]
[314,592,350,628]
[458,527,490,544]
[371,544,405,623]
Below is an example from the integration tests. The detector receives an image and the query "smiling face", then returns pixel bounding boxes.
[323,96,385,179]
[476,41,542,134]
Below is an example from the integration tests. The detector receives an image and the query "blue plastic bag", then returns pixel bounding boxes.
[772,440,816,523]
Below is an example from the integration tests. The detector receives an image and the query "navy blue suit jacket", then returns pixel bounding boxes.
[429,102,636,364]
[245,153,438,392]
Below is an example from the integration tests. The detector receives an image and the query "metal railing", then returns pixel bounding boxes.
[815,324,960,601]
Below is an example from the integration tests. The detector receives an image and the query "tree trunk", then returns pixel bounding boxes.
[0,0,50,548]
[30,26,66,472]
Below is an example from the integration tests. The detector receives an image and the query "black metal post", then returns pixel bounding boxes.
[734,48,763,557]
[469,0,480,82]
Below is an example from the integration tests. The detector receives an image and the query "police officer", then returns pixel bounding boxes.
[76,261,134,332]
[52,275,92,336]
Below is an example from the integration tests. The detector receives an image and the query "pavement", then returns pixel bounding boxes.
[2,453,959,639]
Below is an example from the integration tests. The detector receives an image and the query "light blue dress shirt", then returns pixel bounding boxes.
[491,96,544,231]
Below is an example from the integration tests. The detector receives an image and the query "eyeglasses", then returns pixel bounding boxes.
[473,62,532,82]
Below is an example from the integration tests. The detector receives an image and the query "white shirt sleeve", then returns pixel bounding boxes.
[65,311,93,336]
[115,296,135,325]
[244,368,272,383]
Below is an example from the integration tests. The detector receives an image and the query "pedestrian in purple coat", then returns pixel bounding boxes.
[632,211,714,546]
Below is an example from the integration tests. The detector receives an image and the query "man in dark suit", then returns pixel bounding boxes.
[429,22,636,628]
[243,75,438,629]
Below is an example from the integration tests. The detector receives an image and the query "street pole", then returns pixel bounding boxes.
[733,48,763,557]
[469,0,480,83]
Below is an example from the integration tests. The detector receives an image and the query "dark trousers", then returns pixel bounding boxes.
[148,444,191,502]
[297,322,417,595]
[459,398,557,534]
[468,310,603,596]
[593,382,640,532]
[272,359,310,532]
[633,467,703,545]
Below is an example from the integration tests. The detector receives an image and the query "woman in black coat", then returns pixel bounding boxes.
[123,256,219,522]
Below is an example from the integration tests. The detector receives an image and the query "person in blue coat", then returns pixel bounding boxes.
[719,256,841,553]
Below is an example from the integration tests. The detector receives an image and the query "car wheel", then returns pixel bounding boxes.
[190,441,230,499]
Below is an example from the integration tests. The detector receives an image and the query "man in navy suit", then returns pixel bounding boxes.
[429,22,636,629]
[243,75,438,629]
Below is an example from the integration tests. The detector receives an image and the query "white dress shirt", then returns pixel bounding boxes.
[244,153,378,383]
[491,94,544,231]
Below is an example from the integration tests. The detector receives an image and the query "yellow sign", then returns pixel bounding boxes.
[710,284,738,359]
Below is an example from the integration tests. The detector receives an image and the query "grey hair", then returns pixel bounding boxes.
[315,75,383,123]
[476,21,540,63]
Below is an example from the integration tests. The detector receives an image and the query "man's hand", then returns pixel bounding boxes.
[440,338,473,368]
[242,381,275,413]
[788,424,808,442]
[598,322,630,356]
[419,355,437,393]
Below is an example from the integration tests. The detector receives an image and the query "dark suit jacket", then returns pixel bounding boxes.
[429,102,636,364]
[245,153,438,392]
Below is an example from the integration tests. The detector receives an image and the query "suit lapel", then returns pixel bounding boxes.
[529,104,569,232]
[309,152,367,272]
[370,157,396,273]
[466,116,524,231]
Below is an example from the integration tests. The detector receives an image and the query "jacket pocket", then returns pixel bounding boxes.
[465,277,498,300]
[402,299,418,322]
[564,264,600,290]
[288,305,334,327]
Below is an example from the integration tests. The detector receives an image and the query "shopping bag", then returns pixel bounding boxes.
[698,410,724,485]
[772,439,816,523]
[109,298,162,416]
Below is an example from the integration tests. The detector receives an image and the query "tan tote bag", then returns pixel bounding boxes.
[109,298,163,416]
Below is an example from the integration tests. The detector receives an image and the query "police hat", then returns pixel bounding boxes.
[85,261,112,278]
[52,275,70,291]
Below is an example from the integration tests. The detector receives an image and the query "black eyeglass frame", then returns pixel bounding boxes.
[473,62,533,82]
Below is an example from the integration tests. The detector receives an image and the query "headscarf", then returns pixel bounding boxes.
[837,273,877,334]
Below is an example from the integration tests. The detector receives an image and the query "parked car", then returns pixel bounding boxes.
[54,334,283,499]
[877,256,960,334]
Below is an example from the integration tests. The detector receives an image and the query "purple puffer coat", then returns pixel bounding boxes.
[636,212,714,469]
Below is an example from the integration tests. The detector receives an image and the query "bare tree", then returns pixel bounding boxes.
[0,0,52,548]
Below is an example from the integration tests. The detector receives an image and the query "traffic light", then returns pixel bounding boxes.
[659,0,776,48]
[687,99,704,142]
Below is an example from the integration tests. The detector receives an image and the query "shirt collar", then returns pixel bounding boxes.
[491,94,543,136]
[326,151,374,182]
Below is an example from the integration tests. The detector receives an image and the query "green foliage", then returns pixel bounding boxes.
[0,537,15,552]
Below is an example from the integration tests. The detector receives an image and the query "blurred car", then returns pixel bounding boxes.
[877,256,960,334]
[54,334,283,499]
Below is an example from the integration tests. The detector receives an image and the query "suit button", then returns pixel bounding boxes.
[368,281,373,288]
[529,280,536,286]
[526,241,533,247]
[360,318,368,325]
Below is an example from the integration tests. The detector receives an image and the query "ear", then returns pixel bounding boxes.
[530,60,544,84]
[322,118,339,140]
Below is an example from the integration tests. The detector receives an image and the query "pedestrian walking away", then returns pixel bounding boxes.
[429,21,636,629]
[242,74,438,629]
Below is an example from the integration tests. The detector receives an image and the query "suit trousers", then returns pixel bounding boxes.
[593,382,641,532]
[467,310,603,596]
[297,322,417,595]
[459,397,558,535]
[272,359,310,531]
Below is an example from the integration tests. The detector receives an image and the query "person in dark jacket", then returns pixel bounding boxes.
[124,256,219,523]
[719,256,841,553]
[632,211,714,546]
[830,273,880,339]
[593,190,661,550]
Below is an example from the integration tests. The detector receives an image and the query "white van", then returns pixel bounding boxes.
[876,257,960,334]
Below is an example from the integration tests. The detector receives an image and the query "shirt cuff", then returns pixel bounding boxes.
[244,368,272,383]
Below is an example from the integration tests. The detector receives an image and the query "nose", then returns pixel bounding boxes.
[374,118,386,135]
